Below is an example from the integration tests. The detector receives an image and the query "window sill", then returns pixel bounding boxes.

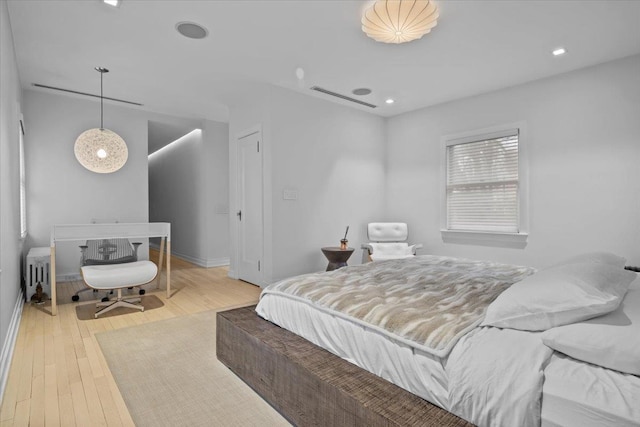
[440,230,528,249]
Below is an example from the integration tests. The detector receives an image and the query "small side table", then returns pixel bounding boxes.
[321,247,354,271]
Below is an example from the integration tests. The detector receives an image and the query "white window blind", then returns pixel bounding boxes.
[446,130,519,233]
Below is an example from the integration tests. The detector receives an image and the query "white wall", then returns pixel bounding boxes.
[229,85,386,285]
[148,119,229,266]
[386,55,640,268]
[202,120,230,265]
[23,90,150,278]
[149,129,205,262]
[269,88,387,280]
[0,0,24,399]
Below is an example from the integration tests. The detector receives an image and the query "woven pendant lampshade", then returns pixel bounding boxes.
[74,128,128,173]
[362,0,439,44]
[74,67,128,173]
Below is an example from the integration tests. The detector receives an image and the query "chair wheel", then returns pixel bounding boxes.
[101,297,110,302]
[139,289,145,295]
[72,295,79,302]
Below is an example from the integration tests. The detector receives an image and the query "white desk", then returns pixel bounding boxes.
[50,223,171,316]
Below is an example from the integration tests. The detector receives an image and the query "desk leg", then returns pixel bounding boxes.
[166,240,171,299]
[157,237,165,289]
[51,245,57,316]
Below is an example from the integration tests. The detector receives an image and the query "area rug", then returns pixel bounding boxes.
[76,294,164,320]
[95,307,291,427]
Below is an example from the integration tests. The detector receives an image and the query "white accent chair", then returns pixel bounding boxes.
[72,238,143,302]
[81,260,158,318]
[361,222,422,262]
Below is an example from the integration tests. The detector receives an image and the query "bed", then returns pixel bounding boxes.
[226,254,640,426]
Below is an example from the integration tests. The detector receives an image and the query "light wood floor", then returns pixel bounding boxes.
[0,252,262,426]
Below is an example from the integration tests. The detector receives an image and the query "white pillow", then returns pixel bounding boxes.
[553,251,626,269]
[482,263,637,331]
[541,286,640,375]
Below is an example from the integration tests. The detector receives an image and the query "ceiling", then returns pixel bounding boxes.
[6,1,640,122]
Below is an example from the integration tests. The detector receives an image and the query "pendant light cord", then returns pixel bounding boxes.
[95,66,109,130]
[100,70,104,130]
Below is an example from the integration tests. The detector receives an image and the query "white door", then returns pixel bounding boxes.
[237,129,263,285]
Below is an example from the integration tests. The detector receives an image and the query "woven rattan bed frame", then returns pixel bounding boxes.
[216,306,473,426]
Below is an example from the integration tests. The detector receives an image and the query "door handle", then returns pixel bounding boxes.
[236,210,242,221]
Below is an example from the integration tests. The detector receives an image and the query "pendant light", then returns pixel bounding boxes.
[74,67,128,173]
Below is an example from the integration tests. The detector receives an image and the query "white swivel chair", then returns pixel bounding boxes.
[72,238,143,302]
[81,261,158,318]
[361,222,422,262]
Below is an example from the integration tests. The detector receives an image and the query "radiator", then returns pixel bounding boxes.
[26,247,51,301]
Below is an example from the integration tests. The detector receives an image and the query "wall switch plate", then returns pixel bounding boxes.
[283,189,298,201]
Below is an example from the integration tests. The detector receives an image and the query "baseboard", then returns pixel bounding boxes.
[56,273,82,282]
[0,291,24,403]
[165,249,229,269]
[203,257,230,268]
[150,243,229,268]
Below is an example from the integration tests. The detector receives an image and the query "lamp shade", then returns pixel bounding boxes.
[74,128,128,173]
[362,0,439,44]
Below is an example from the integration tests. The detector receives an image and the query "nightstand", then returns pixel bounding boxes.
[321,247,354,271]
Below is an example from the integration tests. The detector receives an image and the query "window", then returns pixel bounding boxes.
[445,128,520,234]
[19,116,27,238]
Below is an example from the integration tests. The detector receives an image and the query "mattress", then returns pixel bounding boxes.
[256,293,450,408]
[541,353,640,427]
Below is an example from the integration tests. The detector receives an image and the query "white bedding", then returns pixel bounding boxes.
[256,293,450,408]
[447,326,553,427]
[257,292,550,425]
[541,353,640,427]
[541,275,640,427]
[256,269,640,427]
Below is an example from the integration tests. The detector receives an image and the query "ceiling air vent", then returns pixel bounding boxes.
[310,86,377,109]
[32,83,143,106]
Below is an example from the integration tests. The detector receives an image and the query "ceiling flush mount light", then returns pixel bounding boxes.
[362,0,439,44]
[176,22,209,39]
[74,67,128,174]
[385,98,395,104]
[552,47,567,56]
[102,0,120,7]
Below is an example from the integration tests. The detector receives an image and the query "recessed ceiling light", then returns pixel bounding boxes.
[352,88,372,96]
[102,0,120,7]
[385,98,395,104]
[552,47,567,56]
[176,22,209,40]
